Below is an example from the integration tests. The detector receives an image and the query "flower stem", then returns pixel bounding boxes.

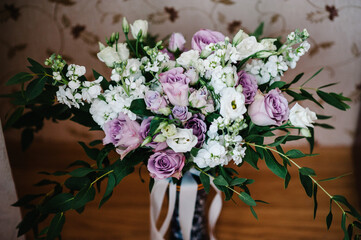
[91,170,114,186]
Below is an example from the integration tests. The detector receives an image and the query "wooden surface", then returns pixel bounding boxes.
[6,141,360,240]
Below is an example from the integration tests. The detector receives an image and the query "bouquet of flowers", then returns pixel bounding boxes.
[4,18,360,239]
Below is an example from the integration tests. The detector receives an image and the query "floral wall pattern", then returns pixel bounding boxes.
[1,0,360,146]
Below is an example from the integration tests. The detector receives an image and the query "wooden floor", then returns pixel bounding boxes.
[6,141,360,240]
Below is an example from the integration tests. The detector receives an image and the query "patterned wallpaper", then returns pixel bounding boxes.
[0,0,360,146]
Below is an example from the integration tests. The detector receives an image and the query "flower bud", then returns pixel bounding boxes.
[141,136,152,147]
[122,17,129,34]
[153,134,167,143]
[233,29,248,46]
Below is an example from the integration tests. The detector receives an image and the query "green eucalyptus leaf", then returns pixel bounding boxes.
[99,173,116,208]
[264,150,286,179]
[299,172,313,198]
[6,72,33,86]
[250,206,258,220]
[313,184,318,219]
[12,194,44,207]
[46,213,65,240]
[72,185,96,210]
[299,167,316,176]
[42,193,74,213]
[69,167,95,177]
[213,175,229,187]
[199,172,210,194]
[26,76,47,100]
[238,192,256,206]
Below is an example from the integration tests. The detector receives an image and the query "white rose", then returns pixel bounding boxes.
[97,43,129,68]
[161,124,177,137]
[166,128,197,153]
[236,36,265,60]
[176,50,199,67]
[289,103,317,128]
[130,19,148,39]
[219,87,247,120]
[260,38,277,51]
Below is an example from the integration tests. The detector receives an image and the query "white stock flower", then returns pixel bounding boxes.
[130,19,148,39]
[219,87,247,121]
[176,50,199,67]
[166,128,197,153]
[193,140,228,168]
[289,103,317,128]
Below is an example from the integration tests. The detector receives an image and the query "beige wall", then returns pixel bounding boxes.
[1,0,360,146]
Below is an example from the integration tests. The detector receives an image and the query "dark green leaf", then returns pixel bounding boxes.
[34,179,59,187]
[213,175,229,187]
[99,173,116,208]
[6,72,33,86]
[332,195,361,220]
[96,146,112,168]
[314,123,334,129]
[326,200,333,230]
[299,167,316,176]
[251,22,264,40]
[148,117,161,136]
[243,146,259,170]
[316,114,332,120]
[26,77,47,100]
[301,68,323,87]
[205,113,221,123]
[12,194,44,207]
[268,133,289,147]
[347,224,353,239]
[284,172,291,189]
[69,167,95,177]
[78,142,100,160]
[306,127,315,154]
[313,184,318,219]
[317,90,347,111]
[299,172,313,197]
[89,139,102,146]
[300,89,323,108]
[341,213,349,240]
[67,160,91,169]
[199,172,210,194]
[4,107,24,129]
[286,90,307,101]
[190,148,200,157]
[72,186,96,210]
[64,177,91,191]
[268,81,286,90]
[250,206,258,220]
[129,99,153,116]
[238,192,256,206]
[17,209,40,236]
[264,150,286,179]
[27,58,45,74]
[230,178,247,186]
[318,172,352,182]
[319,82,338,89]
[289,72,304,86]
[42,193,74,213]
[20,128,34,151]
[46,213,65,240]
[286,149,307,158]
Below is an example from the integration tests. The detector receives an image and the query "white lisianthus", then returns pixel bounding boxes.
[97,43,129,68]
[289,103,317,128]
[176,50,200,67]
[236,36,265,60]
[193,140,228,168]
[166,128,197,153]
[232,29,249,46]
[219,87,247,121]
[130,19,148,39]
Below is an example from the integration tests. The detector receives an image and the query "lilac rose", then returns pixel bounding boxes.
[139,117,168,151]
[248,89,289,126]
[147,149,185,180]
[184,114,207,148]
[237,70,258,104]
[159,67,190,106]
[172,106,192,121]
[145,90,168,113]
[103,113,142,159]
[169,32,186,52]
[191,29,225,52]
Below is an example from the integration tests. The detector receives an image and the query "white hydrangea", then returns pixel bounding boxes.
[193,140,229,168]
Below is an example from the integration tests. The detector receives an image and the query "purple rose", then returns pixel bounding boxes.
[191,29,225,52]
[237,70,258,104]
[103,113,142,159]
[172,106,192,121]
[147,149,185,180]
[159,67,190,106]
[184,114,207,148]
[160,48,175,60]
[139,117,168,151]
[248,89,289,126]
[144,90,168,113]
[169,32,186,52]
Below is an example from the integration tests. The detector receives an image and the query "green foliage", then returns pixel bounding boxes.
[6,72,33,86]
[251,22,264,40]
[199,172,210,194]
[238,192,256,206]
[264,150,286,179]
[129,98,153,116]
[46,213,65,240]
